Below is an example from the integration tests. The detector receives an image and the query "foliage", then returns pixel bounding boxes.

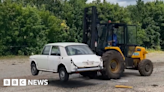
[0,1,66,55]
[1,0,164,56]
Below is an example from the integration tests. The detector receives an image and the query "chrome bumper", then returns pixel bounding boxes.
[72,66,103,72]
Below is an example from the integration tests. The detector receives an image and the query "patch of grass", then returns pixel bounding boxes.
[146,48,164,53]
[0,55,29,59]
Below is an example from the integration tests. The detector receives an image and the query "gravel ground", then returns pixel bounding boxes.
[0,52,164,92]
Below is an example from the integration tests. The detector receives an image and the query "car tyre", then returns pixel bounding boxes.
[87,71,97,79]
[80,71,97,79]
[80,72,88,77]
[31,62,39,76]
[59,67,69,82]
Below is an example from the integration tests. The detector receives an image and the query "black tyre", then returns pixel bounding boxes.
[80,71,97,79]
[87,71,97,79]
[102,50,124,79]
[100,70,108,79]
[80,72,88,77]
[138,59,153,76]
[31,62,39,76]
[59,67,69,82]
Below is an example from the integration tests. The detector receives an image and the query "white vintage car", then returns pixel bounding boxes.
[29,42,103,82]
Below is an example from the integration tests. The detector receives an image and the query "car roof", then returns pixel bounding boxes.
[46,42,87,47]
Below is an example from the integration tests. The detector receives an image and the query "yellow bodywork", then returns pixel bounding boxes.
[131,46,148,60]
[105,47,125,60]
[104,46,148,65]
[131,46,148,66]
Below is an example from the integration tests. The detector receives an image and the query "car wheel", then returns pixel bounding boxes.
[80,72,88,77]
[87,71,97,79]
[31,62,39,76]
[80,71,97,79]
[138,59,153,76]
[59,67,69,82]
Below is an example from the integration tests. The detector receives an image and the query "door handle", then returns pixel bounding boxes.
[59,57,63,59]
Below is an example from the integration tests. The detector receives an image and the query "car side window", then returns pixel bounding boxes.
[51,46,61,56]
[42,46,51,55]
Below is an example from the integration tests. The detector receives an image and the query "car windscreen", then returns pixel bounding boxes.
[65,45,94,56]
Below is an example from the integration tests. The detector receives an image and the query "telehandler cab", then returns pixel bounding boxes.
[81,6,153,79]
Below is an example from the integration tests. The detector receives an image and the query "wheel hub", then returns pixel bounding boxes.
[32,65,36,73]
[111,62,117,69]
[60,71,65,79]
[145,64,150,72]
[110,60,119,73]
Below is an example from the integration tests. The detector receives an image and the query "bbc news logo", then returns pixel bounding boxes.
[3,79,48,86]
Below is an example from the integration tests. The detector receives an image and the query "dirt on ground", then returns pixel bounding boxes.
[0,52,164,92]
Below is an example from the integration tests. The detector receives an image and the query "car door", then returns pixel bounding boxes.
[48,46,61,72]
[38,45,51,70]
